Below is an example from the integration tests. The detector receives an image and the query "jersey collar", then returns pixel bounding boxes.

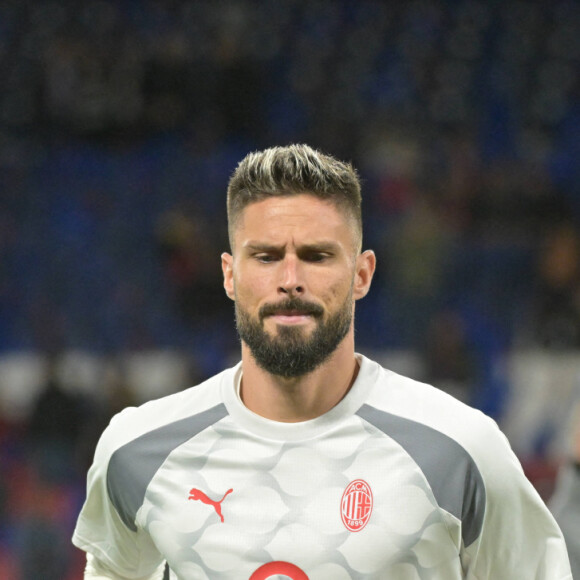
[221,354,379,441]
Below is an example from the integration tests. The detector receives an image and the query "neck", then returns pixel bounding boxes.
[239,337,359,422]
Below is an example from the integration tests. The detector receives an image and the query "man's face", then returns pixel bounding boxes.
[222,194,375,378]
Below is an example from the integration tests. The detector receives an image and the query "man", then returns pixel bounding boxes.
[73,144,571,579]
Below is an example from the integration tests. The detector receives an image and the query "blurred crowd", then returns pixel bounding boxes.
[0,0,579,577]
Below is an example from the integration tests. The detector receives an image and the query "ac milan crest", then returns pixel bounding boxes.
[341,479,373,532]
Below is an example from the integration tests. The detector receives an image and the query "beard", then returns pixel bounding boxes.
[235,293,353,378]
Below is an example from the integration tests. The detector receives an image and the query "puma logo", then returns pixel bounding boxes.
[188,488,233,523]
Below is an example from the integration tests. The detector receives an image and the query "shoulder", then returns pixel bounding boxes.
[359,357,571,576]
[88,365,238,533]
[362,356,503,457]
[94,365,237,463]
[358,356,522,498]
[357,356,505,547]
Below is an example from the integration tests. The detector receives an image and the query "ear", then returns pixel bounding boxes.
[221,252,235,301]
[353,250,376,301]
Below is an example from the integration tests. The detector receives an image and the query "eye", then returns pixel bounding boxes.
[304,252,330,263]
[254,253,279,263]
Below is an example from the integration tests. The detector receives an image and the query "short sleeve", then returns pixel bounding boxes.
[72,411,164,579]
[461,417,572,579]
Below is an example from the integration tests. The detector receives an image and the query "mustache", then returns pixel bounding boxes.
[259,298,324,321]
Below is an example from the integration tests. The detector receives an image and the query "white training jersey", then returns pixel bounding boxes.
[72,354,572,579]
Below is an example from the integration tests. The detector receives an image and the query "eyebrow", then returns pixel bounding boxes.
[243,241,341,253]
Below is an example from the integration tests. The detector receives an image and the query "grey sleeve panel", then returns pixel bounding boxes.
[356,404,486,547]
[106,403,229,532]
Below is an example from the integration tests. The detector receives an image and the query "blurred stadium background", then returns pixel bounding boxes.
[0,0,579,577]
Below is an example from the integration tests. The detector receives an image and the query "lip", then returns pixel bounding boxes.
[269,313,314,324]
[260,300,324,322]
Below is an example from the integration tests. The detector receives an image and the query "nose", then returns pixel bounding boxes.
[278,255,304,296]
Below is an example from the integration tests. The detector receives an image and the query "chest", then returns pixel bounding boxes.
[137,424,461,579]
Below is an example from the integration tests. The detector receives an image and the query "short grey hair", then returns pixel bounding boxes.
[227,144,362,251]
